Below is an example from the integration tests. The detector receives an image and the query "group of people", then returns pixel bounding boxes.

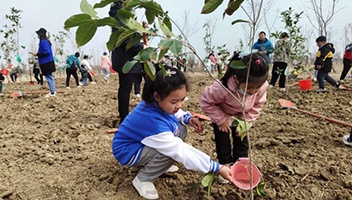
[204,50,231,78]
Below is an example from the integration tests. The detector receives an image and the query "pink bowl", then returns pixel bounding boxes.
[231,158,261,190]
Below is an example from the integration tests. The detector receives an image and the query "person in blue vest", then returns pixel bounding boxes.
[252,31,274,63]
[31,28,56,97]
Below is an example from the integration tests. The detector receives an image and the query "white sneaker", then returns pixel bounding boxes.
[77,85,82,88]
[166,165,179,173]
[91,81,96,84]
[218,174,229,184]
[66,87,71,89]
[79,82,83,86]
[45,92,56,98]
[279,87,286,92]
[343,135,352,147]
[132,176,159,200]
[134,94,141,98]
[269,84,274,89]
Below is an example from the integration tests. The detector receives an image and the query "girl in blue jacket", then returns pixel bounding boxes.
[112,66,232,199]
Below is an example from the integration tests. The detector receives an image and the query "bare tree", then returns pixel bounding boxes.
[306,0,344,37]
[343,23,352,44]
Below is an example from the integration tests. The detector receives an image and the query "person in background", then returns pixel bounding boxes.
[314,36,340,93]
[33,57,43,85]
[269,32,291,91]
[65,52,82,89]
[112,66,232,200]
[208,50,216,73]
[31,28,56,97]
[101,52,112,82]
[0,70,4,96]
[339,42,352,83]
[200,52,269,184]
[81,54,96,84]
[109,1,145,124]
[6,59,16,83]
[252,31,274,63]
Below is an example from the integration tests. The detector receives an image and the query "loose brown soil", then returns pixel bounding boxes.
[1,71,352,200]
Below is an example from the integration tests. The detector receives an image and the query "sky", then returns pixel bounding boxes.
[0,0,351,66]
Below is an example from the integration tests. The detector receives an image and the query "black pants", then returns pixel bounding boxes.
[66,68,79,87]
[0,81,3,93]
[33,68,43,85]
[133,74,143,95]
[269,62,288,88]
[118,73,141,124]
[340,58,352,81]
[317,70,336,89]
[10,73,17,83]
[80,72,93,82]
[212,123,248,164]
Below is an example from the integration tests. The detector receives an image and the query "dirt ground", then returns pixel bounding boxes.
[1,70,352,200]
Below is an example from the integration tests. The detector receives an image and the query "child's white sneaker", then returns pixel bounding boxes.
[166,165,179,173]
[343,135,352,147]
[132,176,159,200]
[218,174,229,184]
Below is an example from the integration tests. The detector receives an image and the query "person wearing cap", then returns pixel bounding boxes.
[269,32,291,91]
[31,28,56,97]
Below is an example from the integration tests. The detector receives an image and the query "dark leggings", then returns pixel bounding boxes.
[340,58,352,80]
[212,122,248,164]
[269,61,288,88]
[66,68,79,87]
[10,73,17,83]
[33,68,43,85]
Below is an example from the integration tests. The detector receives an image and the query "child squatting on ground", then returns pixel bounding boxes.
[200,52,269,184]
[111,66,232,200]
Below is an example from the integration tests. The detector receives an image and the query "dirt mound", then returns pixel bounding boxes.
[1,73,352,199]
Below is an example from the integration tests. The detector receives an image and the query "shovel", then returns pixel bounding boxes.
[11,90,67,98]
[279,98,352,128]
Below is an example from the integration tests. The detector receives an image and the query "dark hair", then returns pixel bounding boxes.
[83,55,88,59]
[142,66,189,103]
[259,31,266,35]
[280,32,289,38]
[103,52,108,56]
[220,52,269,87]
[75,52,80,57]
[316,36,326,42]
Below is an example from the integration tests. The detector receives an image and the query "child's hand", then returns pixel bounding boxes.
[218,121,231,133]
[189,118,204,133]
[218,165,232,182]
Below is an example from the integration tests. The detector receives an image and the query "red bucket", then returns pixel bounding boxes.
[299,79,312,91]
[1,69,9,75]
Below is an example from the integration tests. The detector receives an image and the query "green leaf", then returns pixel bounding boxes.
[117,9,133,25]
[158,17,174,38]
[230,60,246,69]
[115,29,135,49]
[122,60,138,74]
[145,10,156,25]
[224,0,245,16]
[159,62,167,77]
[141,1,164,15]
[158,47,169,61]
[106,31,119,52]
[201,173,215,187]
[146,60,156,76]
[139,47,156,61]
[94,0,116,8]
[144,62,156,81]
[124,0,140,9]
[64,14,92,28]
[201,0,224,14]
[168,40,183,55]
[126,35,142,51]
[80,0,98,19]
[231,19,249,25]
[231,118,252,140]
[127,18,147,33]
[162,17,172,32]
[76,21,98,47]
[97,17,120,27]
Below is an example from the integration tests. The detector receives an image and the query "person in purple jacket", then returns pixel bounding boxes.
[200,52,269,184]
[112,66,232,199]
[31,28,56,97]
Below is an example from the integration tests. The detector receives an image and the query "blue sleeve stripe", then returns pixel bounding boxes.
[183,113,192,125]
[209,160,220,173]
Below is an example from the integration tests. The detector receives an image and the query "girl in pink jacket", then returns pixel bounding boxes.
[200,52,269,183]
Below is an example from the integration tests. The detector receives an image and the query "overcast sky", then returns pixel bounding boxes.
[1,0,351,64]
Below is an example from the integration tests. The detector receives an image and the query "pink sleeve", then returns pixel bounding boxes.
[200,81,230,126]
[245,81,268,121]
[209,56,216,64]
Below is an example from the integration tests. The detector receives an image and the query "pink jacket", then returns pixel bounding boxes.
[101,55,112,69]
[200,76,268,126]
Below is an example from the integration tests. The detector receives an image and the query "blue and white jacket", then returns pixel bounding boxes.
[112,100,220,173]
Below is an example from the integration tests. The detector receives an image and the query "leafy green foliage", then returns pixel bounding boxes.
[201,0,224,14]
[231,118,252,140]
[230,60,246,69]
[254,179,268,197]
